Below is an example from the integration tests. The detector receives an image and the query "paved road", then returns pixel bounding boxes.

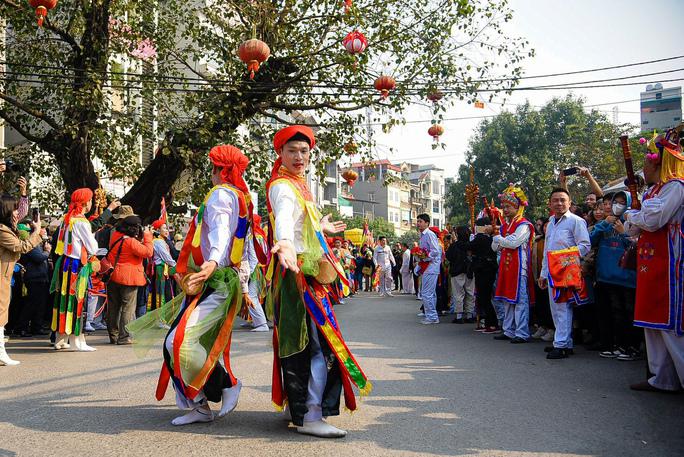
[1,292,682,457]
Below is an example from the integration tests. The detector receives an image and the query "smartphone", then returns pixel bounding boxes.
[562,167,579,176]
[31,207,39,222]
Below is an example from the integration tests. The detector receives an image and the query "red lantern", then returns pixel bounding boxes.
[238,38,270,79]
[427,90,443,104]
[342,169,359,187]
[343,141,358,155]
[28,0,57,28]
[342,30,367,55]
[374,75,396,99]
[428,124,444,142]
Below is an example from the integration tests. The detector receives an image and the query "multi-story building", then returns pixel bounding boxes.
[403,163,446,229]
[346,159,411,235]
[640,84,682,132]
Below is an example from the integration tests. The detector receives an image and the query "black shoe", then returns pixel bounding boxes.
[494,334,511,341]
[452,318,464,324]
[18,330,33,338]
[510,337,528,344]
[546,348,569,359]
[545,346,574,355]
[31,328,50,336]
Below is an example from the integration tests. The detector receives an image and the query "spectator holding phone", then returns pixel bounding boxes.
[0,194,42,366]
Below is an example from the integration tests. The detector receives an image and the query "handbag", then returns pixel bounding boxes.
[100,237,125,283]
[619,242,637,270]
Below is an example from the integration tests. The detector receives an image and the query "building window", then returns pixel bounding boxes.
[433,200,439,213]
[432,180,440,195]
[368,192,375,202]
[433,218,440,227]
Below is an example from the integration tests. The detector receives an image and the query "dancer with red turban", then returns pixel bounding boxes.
[148,219,177,312]
[266,125,371,438]
[51,188,100,352]
[128,145,256,426]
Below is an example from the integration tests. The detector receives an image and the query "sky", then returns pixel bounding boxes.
[368,0,682,179]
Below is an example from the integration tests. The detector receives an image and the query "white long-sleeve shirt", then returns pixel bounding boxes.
[491,223,531,277]
[269,182,306,253]
[64,219,98,260]
[373,245,395,269]
[153,238,176,267]
[419,228,442,275]
[624,180,684,236]
[540,211,591,280]
[400,248,411,273]
[198,187,249,293]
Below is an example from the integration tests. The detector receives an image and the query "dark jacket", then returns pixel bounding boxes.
[468,233,498,274]
[20,245,50,283]
[445,240,472,277]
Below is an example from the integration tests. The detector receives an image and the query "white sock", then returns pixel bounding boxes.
[171,405,214,426]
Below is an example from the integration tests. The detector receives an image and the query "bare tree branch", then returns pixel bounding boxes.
[0,108,45,143]
[0,92,61,130]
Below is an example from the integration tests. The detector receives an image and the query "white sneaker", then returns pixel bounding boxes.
[531,327,546,339]
[92,322,107,330]
[0,346,20,366]
[420,319,439,325]
[541,329,555,342]
[250,324,269,332]
[296,419,347,438]
[416,312,425,317]
[74,334,97,352]
[84,323,96,333]
[386,292,394,297]
[54,333,71,350]
[218,380,242,417]
[171,406,214,426]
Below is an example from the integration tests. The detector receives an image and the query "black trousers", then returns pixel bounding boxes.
[18,281,49,332]
[603,283,641,350]
[474,269,497,327]
[280,315,342,426]
[392,268,401,290]
[532,283,554,329]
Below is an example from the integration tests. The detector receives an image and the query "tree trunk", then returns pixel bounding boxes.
[120,149,184,224]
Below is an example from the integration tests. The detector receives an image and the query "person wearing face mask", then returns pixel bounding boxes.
[590,191,639,361]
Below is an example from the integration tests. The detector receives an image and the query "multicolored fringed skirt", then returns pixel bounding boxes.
[127,267,242,406]
[50,256,93,336]
[267,264,371,422]
[147,264,175,312]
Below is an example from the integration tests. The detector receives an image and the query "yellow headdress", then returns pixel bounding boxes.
[640,125,684,183]
[498,183,529,218]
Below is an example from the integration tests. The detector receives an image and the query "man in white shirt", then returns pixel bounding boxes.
[373,236,395,297]
[400,242,414,294]
[416,214,442,324]
[539,188,591,359]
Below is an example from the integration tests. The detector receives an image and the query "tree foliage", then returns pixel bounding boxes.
[445,95,640,223]
[1,0,532,219]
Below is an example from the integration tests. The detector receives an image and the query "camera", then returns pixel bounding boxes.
[2,159,22,173]
[562,166,578,176]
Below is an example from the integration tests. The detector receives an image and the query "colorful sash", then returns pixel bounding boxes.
[494,217,535,305]
[634,180,684,335]
[546,246,589,305]
[265,168,368,412]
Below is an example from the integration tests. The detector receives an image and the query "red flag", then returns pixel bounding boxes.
[160,197,167,224]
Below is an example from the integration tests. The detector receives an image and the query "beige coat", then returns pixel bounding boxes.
[0,225,41,326]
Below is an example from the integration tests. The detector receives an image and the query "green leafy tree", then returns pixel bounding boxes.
[1,0,532,219]
[445,95,639,222]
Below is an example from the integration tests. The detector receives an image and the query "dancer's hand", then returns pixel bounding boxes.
[271,240,299,273]
[187,260,217,289]
[538,277,548,290]
[320,214,346,234]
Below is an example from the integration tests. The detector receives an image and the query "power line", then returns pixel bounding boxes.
[2,54,684,85]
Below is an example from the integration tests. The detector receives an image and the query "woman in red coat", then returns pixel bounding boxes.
[107,215,153,345]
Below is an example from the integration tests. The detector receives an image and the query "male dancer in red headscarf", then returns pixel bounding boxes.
[131,145,256,426]
[266,126,371,438]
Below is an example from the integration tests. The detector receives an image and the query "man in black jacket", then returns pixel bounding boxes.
[17,238,51,337]
[469,218,500,333]
[446,226,475,324]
